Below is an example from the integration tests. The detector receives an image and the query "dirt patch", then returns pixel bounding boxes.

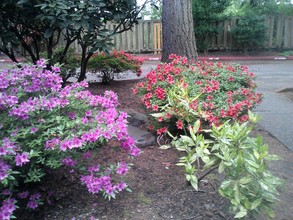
[15,79,293,220]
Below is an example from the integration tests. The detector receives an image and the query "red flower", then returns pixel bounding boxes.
[220,109,226,118]
[165,113,172,118]
[137,82,145,88]
[157,127,168,135]
[205,85,213,93]
[226,91,233,97]
[241,88,250,95]
[167,75,174,84]
[155,87,166,100]
[239,114,249,122]
[175,68,181,75]
[196,80,202,85]
[158,117,164,122]
[146,84,152,91]
[152,105,159,111]
[144,100,151,109]
[176,120,183,130]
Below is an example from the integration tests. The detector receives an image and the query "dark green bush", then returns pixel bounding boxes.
[87,51,143,84]
[231,12,267,53]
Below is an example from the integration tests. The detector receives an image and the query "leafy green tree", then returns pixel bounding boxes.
[0,0,45,63]
[231,11,267,53]
[140,0,162,20]
[192,0,231,54]
[0,0,145,82]
[228,0,293,15]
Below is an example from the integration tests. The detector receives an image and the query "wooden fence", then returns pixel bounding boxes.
[68,15,293,53]
[210,15,293,50]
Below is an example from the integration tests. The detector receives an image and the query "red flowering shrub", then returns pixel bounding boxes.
[87,50,143,84]
[134,54,262,135]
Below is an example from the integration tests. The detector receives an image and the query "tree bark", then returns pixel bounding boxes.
[78,45,93,82]
[161,0,198,62]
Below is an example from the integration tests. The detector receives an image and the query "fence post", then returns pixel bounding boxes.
[291,16,293,48]
[153,22,162,54]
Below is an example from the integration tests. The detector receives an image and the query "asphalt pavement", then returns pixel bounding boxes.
[242,61,293,151]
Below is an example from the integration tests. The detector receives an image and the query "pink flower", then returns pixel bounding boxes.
[68,112,76,120]
[2,189,11,196]
[83,151,92,160]
[82,117,88,124]
[0,171,8,181]
[17,191,29,199]
[15,152,30,166]
[130,147,140,157]
[30,127,38,133]
[88,165,99,173]
[116,182,127,192]
[116,162,128,175]
[61,158,77,167]
[85,110,92,117]
[27,200,38,209]
[0,198,16,219]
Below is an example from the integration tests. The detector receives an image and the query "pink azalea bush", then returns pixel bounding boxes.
[134,54,262,135]
[0,59,140,218]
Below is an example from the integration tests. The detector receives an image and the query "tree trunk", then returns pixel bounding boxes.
[161,0,198,62]
[78,46,93,82]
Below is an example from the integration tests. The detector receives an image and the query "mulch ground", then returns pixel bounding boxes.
[16,79,293,220]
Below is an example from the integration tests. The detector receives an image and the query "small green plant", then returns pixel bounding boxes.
[87,50,143,84]
[277,50,293,57]
[171,112,283,219]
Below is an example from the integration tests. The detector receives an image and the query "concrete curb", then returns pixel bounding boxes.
[276,87,293,93]
[1,55,293,63]
[138,55,293,62]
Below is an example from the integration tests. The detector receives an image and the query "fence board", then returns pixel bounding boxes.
[284,17,290,48]
[290,16,293,48]
[265,16,274,48]
[64,16,293,54]
[276,16,281,47]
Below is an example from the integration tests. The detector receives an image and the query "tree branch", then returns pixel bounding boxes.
[198,165,218,182]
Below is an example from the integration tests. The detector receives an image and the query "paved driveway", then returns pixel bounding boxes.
[241,61,293,151]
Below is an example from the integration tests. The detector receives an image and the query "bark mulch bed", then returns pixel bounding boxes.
[17,80,293,220]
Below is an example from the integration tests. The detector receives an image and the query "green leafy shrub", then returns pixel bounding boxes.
[134,54,262,135]
[87,50,143,84]
[40,47,80,83]
[231,12,267,53]
[277,50,293,57]
[171,112,283,219]
[192,0,230,54]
